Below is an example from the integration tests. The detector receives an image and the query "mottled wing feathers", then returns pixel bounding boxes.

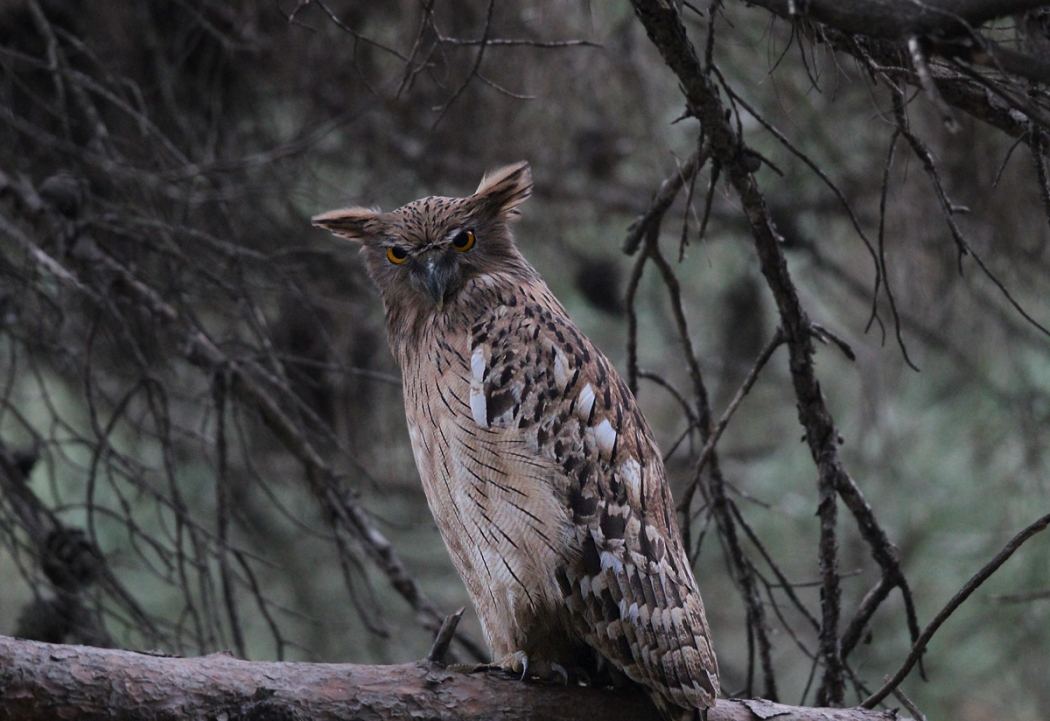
[466,281,719,714]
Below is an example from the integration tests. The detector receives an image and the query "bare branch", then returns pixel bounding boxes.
[863,512,1050,708]
[893,89,1050,338]
[624,145,711,255]
[430,0,497,127]
[678,328,785,507]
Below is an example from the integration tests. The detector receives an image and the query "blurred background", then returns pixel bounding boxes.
[0,2,1047,719]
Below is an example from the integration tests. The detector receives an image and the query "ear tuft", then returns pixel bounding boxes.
[474,161,532,220]
[312,207,384,242]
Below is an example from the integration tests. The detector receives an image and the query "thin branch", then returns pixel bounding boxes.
[906,35,958,132]
[989,589,1050,603]
[626,2,937,704]
[1030,127,1050,233]
[871,127,920,370]
[863,512,1050,708]
[677,328,785,513]
[625,169,777,699]
[894,89,1050,338]
[437,37,600,48]
[720,83,881,293]
[624,145,711,255]
[430,0,497,127]
[396,0,437,99]
[304,0,410,61]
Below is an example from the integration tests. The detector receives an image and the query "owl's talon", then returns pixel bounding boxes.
[465,657,588,687]
[490,650,527,677]
[491,652,572,684]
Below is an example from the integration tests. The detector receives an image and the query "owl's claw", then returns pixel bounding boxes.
[488,651,570,685]
[488,650,526,677]
[521,655,570,684]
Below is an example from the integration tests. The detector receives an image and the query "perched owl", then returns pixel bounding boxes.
[313,163,719,719]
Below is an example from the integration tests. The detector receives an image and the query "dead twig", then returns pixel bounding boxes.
[427,607,466,664]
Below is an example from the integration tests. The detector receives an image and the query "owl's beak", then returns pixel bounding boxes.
[421,257,452,310]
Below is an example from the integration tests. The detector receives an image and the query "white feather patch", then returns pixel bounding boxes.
[577,383,595,420]
[656,559,670,591]
[471,346,486,385]
[470,387,488,426]
[469,346,489,427]
[472,346,491,428]
[600,549,623,574]
[594,418,617,456]
[619,458,642,506]
[553,345,570,390]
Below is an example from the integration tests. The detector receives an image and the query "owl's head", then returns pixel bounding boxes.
[313,162,534,312]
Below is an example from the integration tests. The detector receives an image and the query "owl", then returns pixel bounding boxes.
[313,163,719,720]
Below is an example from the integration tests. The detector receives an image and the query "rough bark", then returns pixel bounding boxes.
[0,635,906,721]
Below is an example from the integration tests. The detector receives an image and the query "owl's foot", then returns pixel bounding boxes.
[488,651,570,684]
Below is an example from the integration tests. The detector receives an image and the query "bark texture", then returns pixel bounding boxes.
[0,635,906,721]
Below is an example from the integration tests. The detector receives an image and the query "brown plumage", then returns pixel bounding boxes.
[313,162,719,719]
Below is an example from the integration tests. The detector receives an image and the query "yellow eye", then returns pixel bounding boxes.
[452,230,476,252]
[386,246,408,264]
